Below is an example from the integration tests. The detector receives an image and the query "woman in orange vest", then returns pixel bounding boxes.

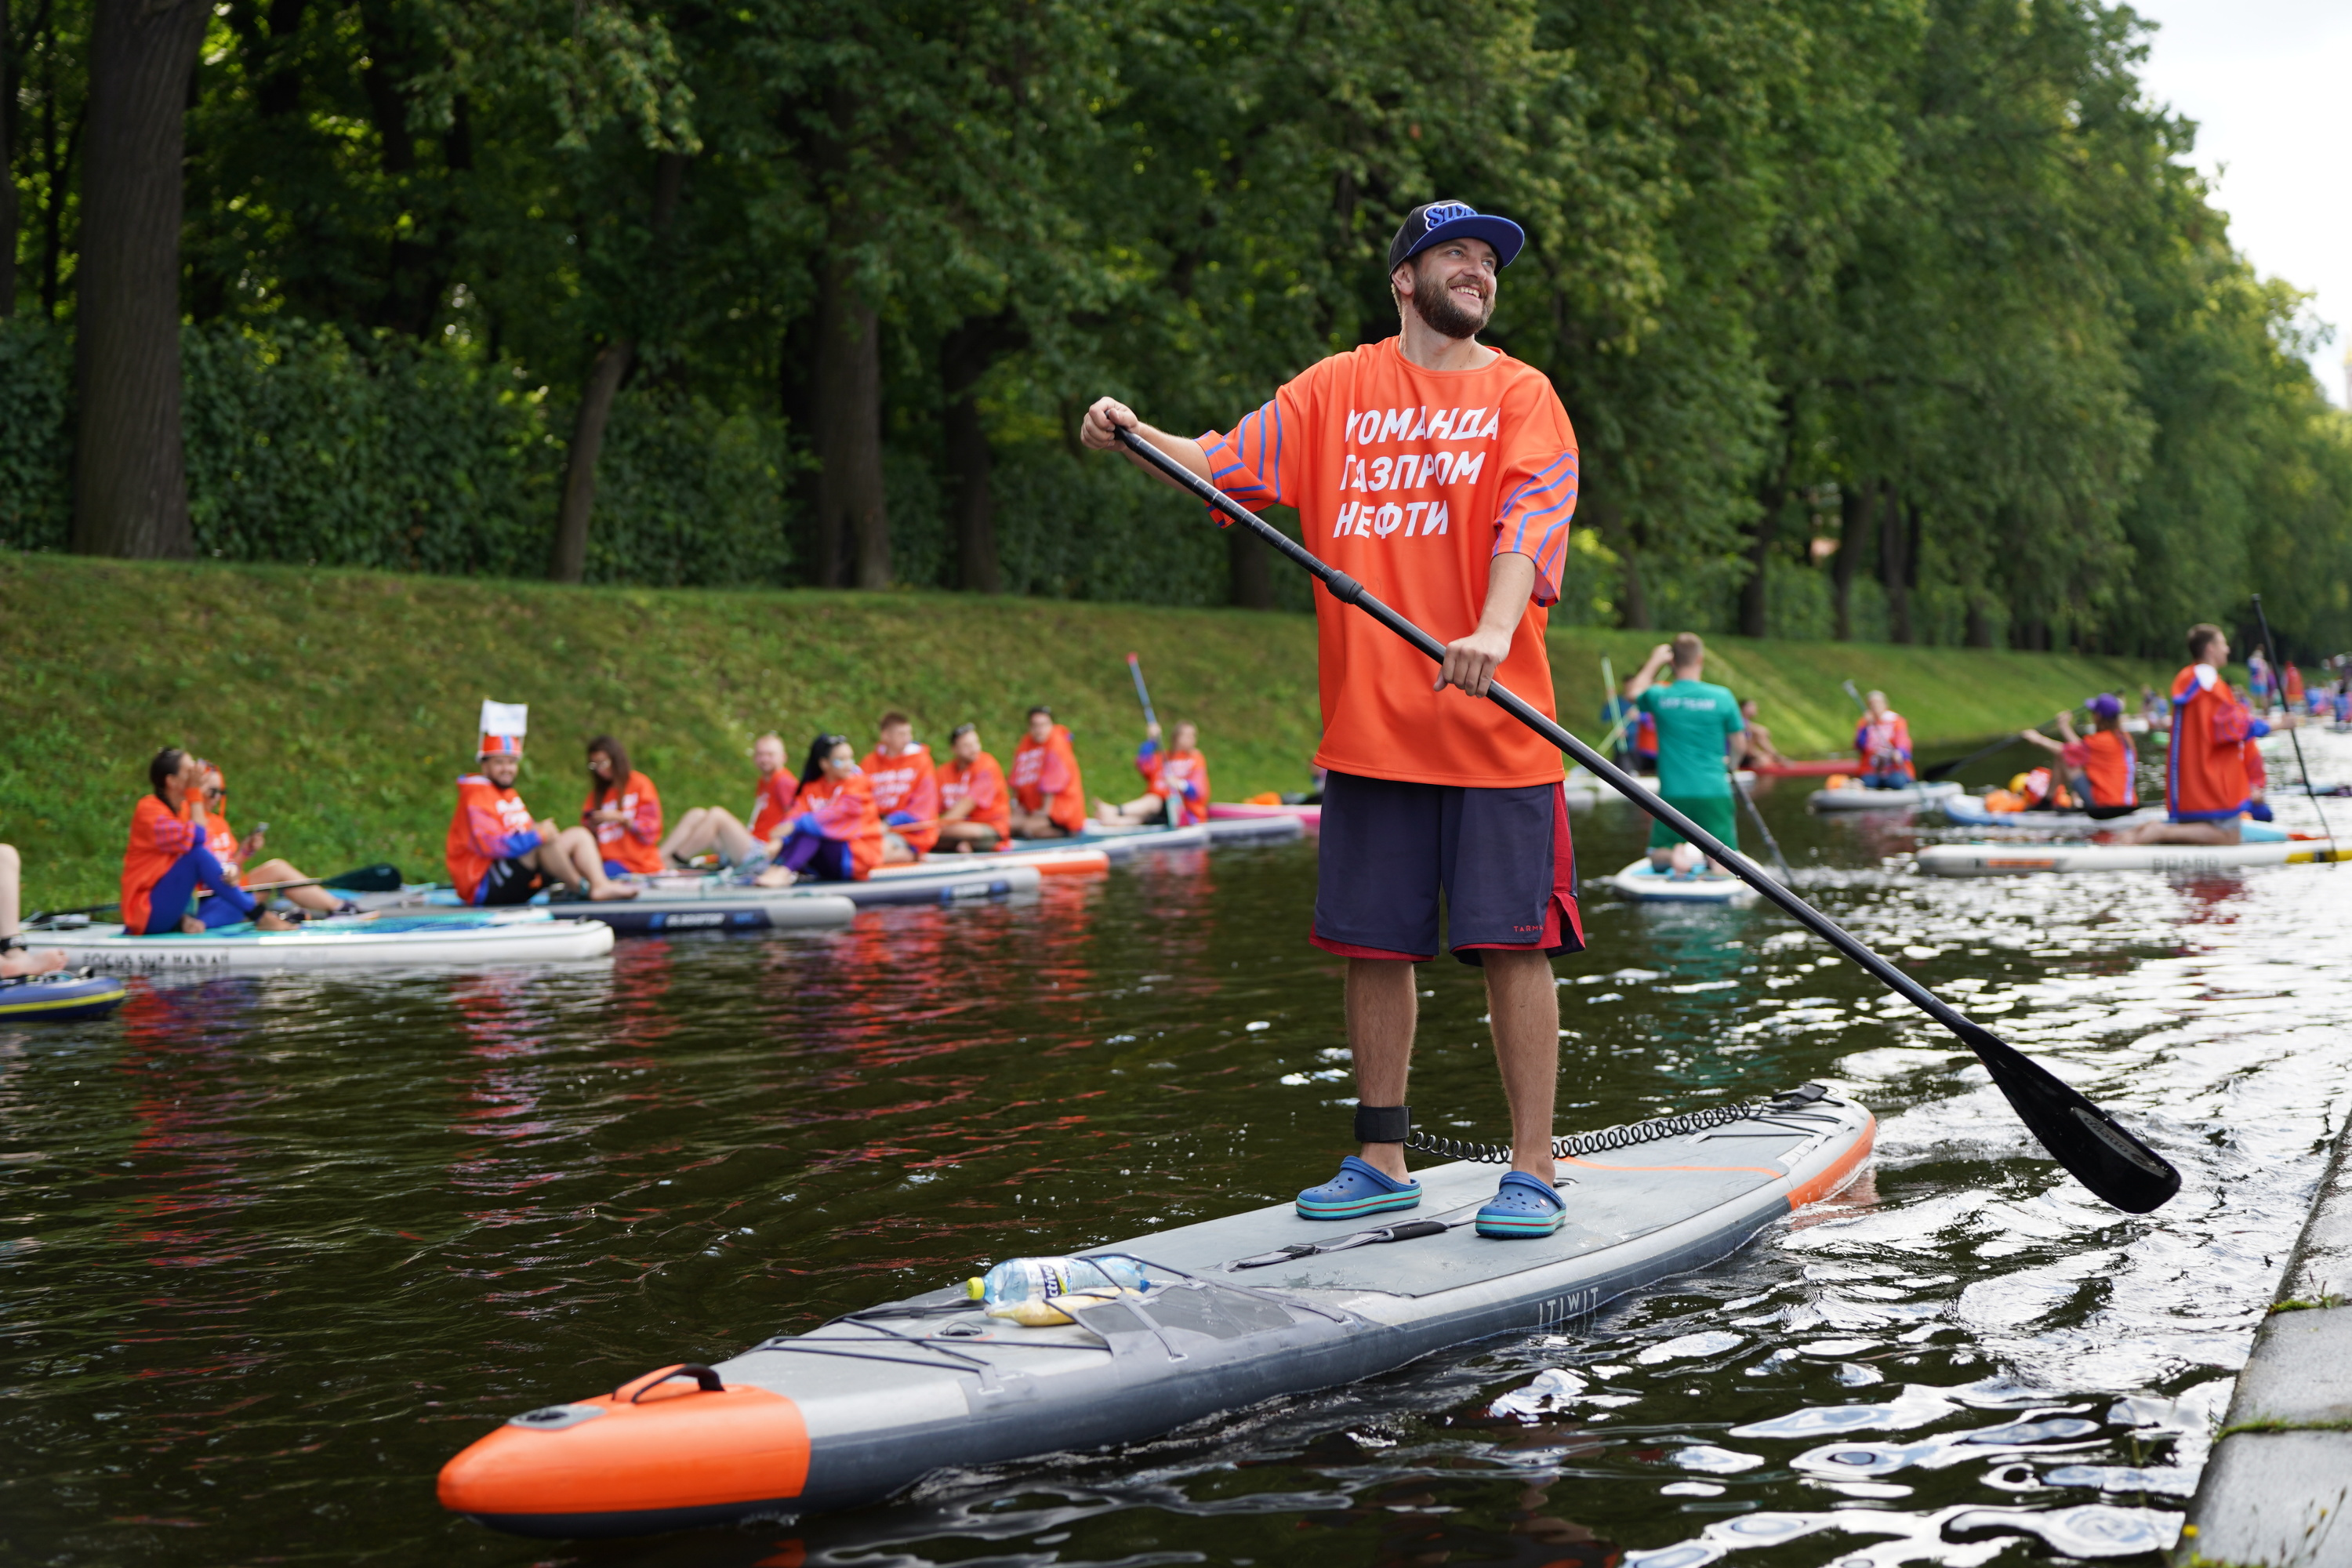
[191,762,350,914]
[1009,706,1087,839]
[936,724,1011,852]
[2119,623,2273,846]
[1096,720,1212,826]
[773,735,885,882]
[121,749,298,936]
[583,735,665,878]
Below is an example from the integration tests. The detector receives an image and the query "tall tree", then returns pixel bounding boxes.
[1,0,16,314]
[71,0,208,557]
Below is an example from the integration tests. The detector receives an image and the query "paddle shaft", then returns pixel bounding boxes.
[1126,653,1159,731]
[2251,596,2336,858]
[1113,425,2177,1210]
[1596,655,1628,757]
[1730,770,1792,877]
[1925,727,2038,783]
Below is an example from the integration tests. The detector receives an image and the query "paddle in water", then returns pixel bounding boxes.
[2251,594,2336,860]
[1115,425,2180,1214]
[1924,726,2038,783]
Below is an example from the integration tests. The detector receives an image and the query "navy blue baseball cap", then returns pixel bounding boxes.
[1387,201,1526,273]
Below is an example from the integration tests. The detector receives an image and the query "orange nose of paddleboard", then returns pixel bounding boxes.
[438,1364,810,1536]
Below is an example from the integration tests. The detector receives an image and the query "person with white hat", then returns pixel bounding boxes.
[445,702,637,905]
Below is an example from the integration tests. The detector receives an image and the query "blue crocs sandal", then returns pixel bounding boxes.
[1295,1156,1422,1221]
[1475,1171,1566,1239]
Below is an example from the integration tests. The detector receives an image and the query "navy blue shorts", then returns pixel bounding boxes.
[1312,770,1584,966]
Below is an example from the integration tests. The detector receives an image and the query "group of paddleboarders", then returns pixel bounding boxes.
[441,699,1215,906]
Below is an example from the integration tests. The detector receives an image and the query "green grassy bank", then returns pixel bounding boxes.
[0,553,2171,906]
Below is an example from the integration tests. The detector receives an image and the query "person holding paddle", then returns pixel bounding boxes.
[1082,198,1583,1241]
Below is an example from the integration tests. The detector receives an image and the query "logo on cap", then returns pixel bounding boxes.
[1424,201,1476,231]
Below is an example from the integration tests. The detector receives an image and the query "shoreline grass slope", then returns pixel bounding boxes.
[0,553,2169,906]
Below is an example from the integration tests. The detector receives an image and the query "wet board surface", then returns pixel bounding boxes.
[439,1090,1874,1538]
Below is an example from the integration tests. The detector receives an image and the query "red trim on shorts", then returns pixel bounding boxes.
[1452,781,1585,957]
[1309,930,1435,962]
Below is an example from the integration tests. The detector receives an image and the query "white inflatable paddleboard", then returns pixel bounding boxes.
[1916,837,2346,877]
[1607,856,1780,903]
[1809,780,1962,811]
[23,909,613,971]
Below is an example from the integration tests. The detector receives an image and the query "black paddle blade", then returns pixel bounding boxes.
[1954,1021,2180,1213]
[324,863,404,892]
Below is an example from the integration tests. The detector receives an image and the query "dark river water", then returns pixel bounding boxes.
[7,735,2350,1567]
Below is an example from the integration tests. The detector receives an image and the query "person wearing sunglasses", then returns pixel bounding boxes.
[192,762,352,915]
[122,749,299,936]
[769,734,885,882]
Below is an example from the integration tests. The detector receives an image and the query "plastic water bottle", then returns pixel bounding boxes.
[966,1255,1148,1312]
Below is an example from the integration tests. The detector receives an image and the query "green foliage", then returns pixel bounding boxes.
[4,0,2350,651]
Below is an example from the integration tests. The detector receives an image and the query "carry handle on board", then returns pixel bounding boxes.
[1113,425,2180,1215]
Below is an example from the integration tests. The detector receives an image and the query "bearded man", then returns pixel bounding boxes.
[1080,201,1583,1240]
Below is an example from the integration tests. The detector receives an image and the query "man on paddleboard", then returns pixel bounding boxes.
[1625,634,1748,877]
[1081,199,1582,1240]
[2117,624,2270,846]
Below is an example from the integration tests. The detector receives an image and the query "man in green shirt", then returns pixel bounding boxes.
[1628,633,1748,876]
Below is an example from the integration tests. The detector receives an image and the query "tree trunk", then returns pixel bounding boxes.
[1833,480,1871,641]
[940,312,1024,593]
[1229,525,1273,608]
[72,0,209,558]
[547,151,685,583]
[812,259,887,590]
[1964,598,1994,648]
[943,391,1000,593]
[1,0,16,316]
[548,339,633,582]
[1880,482,1911,644]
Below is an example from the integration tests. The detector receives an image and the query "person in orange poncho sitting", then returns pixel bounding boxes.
[2016,696,2137,815]
[1097,720,1211,827]
[1009,706,1086,839]
[661,731,795,871]
[582,735,665,879]
[771,734,885,882]
[2118,623,2275,846]
[446,704,637,904]
[1853,690,1915,788]
[121,748,298,936]
[936,724,1011,852]
[862,712,938,862]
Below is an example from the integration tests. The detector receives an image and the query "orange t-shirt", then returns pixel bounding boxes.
[938,752,1011,840]
[749,768,799,842]
[582,770,663,876]
[202,806,243,884]
[1011,725,1087,833]
[1200,337,1577,786]
[121,794,205,935]
[861,742,941,855]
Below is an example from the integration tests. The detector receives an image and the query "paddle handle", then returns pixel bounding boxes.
[1126,652,1158,731]
[1116,429,1984,1044]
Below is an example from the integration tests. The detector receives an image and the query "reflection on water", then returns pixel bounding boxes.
[3,734,2350,1566]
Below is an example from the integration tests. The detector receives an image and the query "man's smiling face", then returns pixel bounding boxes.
[1395,237,1498,339]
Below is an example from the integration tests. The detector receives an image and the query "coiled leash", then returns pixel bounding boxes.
[1229,1083,1836,1270]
